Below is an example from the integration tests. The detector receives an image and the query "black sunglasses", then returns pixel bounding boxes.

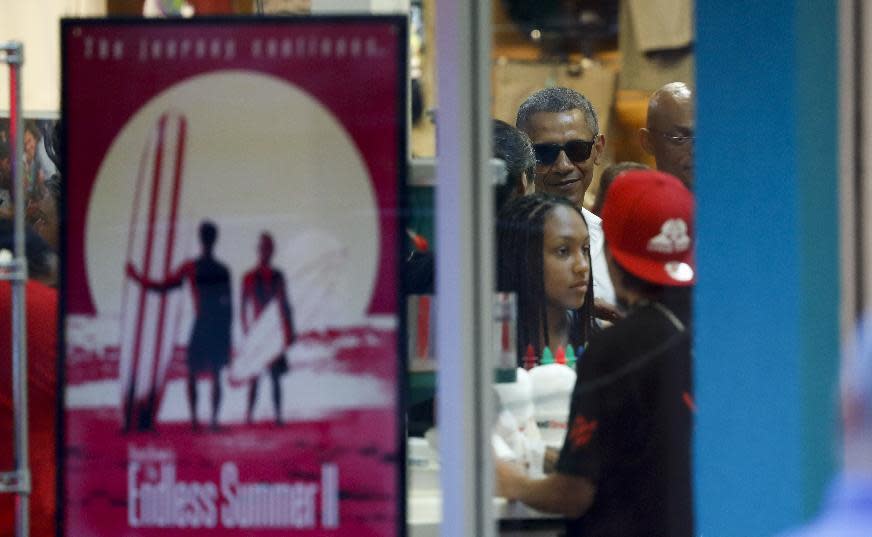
[532,139,596,165]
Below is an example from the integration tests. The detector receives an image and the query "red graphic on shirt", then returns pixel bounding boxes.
[569,415,598,448]
[682,391,697,413]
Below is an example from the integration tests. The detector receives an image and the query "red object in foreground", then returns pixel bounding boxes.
[523,343,537,370]
[120,112,187,432]
[406,229,429,253]
[555,345,566,364]
[0,281,58,537]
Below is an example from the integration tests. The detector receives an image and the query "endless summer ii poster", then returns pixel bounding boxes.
[61,18,406,537]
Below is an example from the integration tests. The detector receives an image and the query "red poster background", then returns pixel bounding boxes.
[61,18,405,537]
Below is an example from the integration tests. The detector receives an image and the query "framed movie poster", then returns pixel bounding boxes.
[60,17,407,536]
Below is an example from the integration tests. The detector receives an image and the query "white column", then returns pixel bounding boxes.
[435,0,495,536]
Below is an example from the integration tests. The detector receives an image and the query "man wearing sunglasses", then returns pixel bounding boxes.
[639,82,695,190]
[516,87,617,316]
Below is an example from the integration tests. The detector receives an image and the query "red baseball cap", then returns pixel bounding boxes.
[601,170,695,286]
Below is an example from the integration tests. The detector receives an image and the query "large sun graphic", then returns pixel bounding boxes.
[86,70,380,341]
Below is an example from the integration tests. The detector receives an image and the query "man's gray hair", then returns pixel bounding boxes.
[516,87,599,135]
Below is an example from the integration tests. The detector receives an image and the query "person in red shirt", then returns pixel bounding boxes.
[0,280,58,537]
[241,233,294,425]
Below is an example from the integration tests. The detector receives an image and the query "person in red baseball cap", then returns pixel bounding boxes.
[602,169,695,289]
[497,169,695,537]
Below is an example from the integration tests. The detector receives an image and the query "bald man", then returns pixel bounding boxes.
[639,82,695,189]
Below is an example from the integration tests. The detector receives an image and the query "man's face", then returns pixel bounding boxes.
[24,130,37,162]
[524,110,604,207]
[644,95,694,189]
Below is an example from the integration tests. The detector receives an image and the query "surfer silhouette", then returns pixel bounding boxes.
[241,232,295,425]
[127,220,232,431]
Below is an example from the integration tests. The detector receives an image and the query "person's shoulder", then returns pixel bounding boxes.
[581,207,604,251]
[0,280,57,315]
[581,207,602,230]
[579,322,628,372]
[25,279,56,298]
[583,305,679,365]
[623,302,681,329]
[25,280,57,314]
[592,305,670,341]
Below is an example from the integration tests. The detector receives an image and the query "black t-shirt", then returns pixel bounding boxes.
[556,301,693,537]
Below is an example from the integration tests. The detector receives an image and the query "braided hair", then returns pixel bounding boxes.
[497,193,596,364]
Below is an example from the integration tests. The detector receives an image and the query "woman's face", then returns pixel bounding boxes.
[542,205,590,314]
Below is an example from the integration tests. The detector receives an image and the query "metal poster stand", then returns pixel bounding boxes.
[0,41,30,537]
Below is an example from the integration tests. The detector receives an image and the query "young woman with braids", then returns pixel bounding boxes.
[497,192,596,362]
[496,171,695,537]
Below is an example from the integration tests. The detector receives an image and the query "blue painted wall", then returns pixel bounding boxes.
[695,1,839,535]
[795,0,841,518]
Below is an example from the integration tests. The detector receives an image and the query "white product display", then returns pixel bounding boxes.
[408,436,440,492]
[417,364,577,480]
[492,368,546,477]
[406,381,565,536]
[528,363,577,448]
[493,367,535,424]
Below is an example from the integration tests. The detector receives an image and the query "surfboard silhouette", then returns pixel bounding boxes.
[119,112,187,431]
[230,299,289,384]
